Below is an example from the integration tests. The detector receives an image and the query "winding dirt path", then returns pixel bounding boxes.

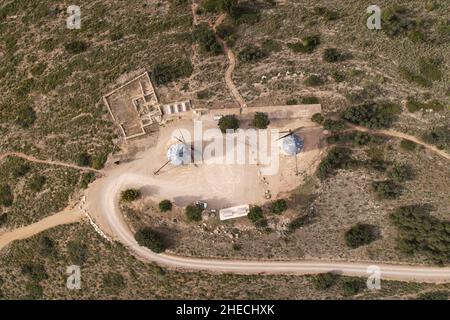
[0,152,102,173]
[212,14,247,109]
[0,208,83,250]
[349,124,450,161]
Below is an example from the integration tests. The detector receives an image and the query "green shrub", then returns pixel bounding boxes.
[423,126,450,149]
[323,119,346,132]
[342,279,365,296]
[21,263,48,281]
[304,75,324,87]
[419,58,442,81]
[29,175,46,192]
[270,199,287,214]
[301,96,319,104]
[38,236,56,257]
[311,272,338,290]
[159,200,173,212]
[252,112,270,129]
[67,241,88,265]
[390,204,450,264]
[286,98,298,105]
[91,153,108,170]
[317,147,353,180]
[185,204,203,222]
[103,272,126,291]
[323,48,343,62]
[64,40,88,54]
[314,7,340,21]
[332,70,345,82]
[287,35,320,54]
[238,44,267,63]
[16,106,36,128]
[135,228,166,253]
[121,189,140,202]
[417,291,449,300]
[400,139,417,151]
[12,163,31,178]
[152,59,193,86]
[311,113,324,124]
[345,223,378,249]
[342,102,400,129]
[0,184,13,207]
[388,164,414,183]
[0,213,7,227]
[248,206,264,223]
[218,115,240,133]
[193,23,222,55]
[76,152,91,167]
[287,215,311,233]
[80,172,95,189]
[372,180,403,199]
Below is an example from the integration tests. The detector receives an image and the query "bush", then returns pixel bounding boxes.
[80,172,95,189]
[270,199,287,214]
[67,241,88,265]
[91,153,108,170]
[29,175,46,192]
[218,115,240,133]
[76,152,91,167]
[135,228,166,253]
[423,126,450,149]
[323,48,343,62]
[345,224,378,249]
[317,147,353,180]
[103,272,126,291]
[311,113,324,124]
[332,70,345,82]
[342,102,401,129]
[193,23,222,55]
[388,164,414,183]
[287,35,320,54]
[301,96,319,104]
[64,40,88,54]
[372,180,403,199]
[0,213,7,227]
[417,291,449,300]
[314,6,340,21]
[323,119,346,132]
[304,75,324,87]
[0,184,13,207]
[152,60,193,86]
[12,163,31,178]
[311,272,338,290]
[400,139,417,151]
[38,236,56,257]
[248,206,264,223]
[238,44,267,63]
[26,281,44,299]
[121,189,140,202]
[16,106,36,128]
[287,215,311,233]
[342,279,365,296]
[252,112,270,129]
[21,263,48,281]
[390,204,450,264]
[185,204,203,222]
[159,200,173,212]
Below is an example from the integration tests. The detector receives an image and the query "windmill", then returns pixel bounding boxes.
[277,127,305,176]
[153,130,200,175]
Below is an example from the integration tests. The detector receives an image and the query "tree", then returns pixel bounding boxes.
[400,139,417,151]
[0,184,13,207]
[342,279,365,296]
[193,23,222,55]
[271,199,287,214]
[21,263,48,281]
[311,113,324,124]
[248,206,264,223]
[323,48,343,62]
[304,75,324,87]
[0,213,7,227]
[16,106,36,128]
[185,204,203,222]
[159,200,173,212]
[103,272,126,292]
[317,147,353,180]
[388,164,414,183]
[29,175,46,192]
[121,189,140,202]
[311,272,338,290]
[342,102,400,129]
[67,241,88,265]
[345,223,378,249]
[372,180,403,199]
[76,152,91,167]
[135,228,166,253]
[252,112,270,129]
[38,236,56,257]
[218,115,240,133]
[65,40,88,54]
[238,44,267,63]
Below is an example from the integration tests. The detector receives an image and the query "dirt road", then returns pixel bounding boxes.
[0,208,83,250]
[213,14,247,109]
[350,124,450,161]
[0,152,101,173]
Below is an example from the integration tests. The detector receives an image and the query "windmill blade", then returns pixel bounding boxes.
[295,152,299,176]
[276,131,294,141]
[153,159,171,175]
[178,129,186,143]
